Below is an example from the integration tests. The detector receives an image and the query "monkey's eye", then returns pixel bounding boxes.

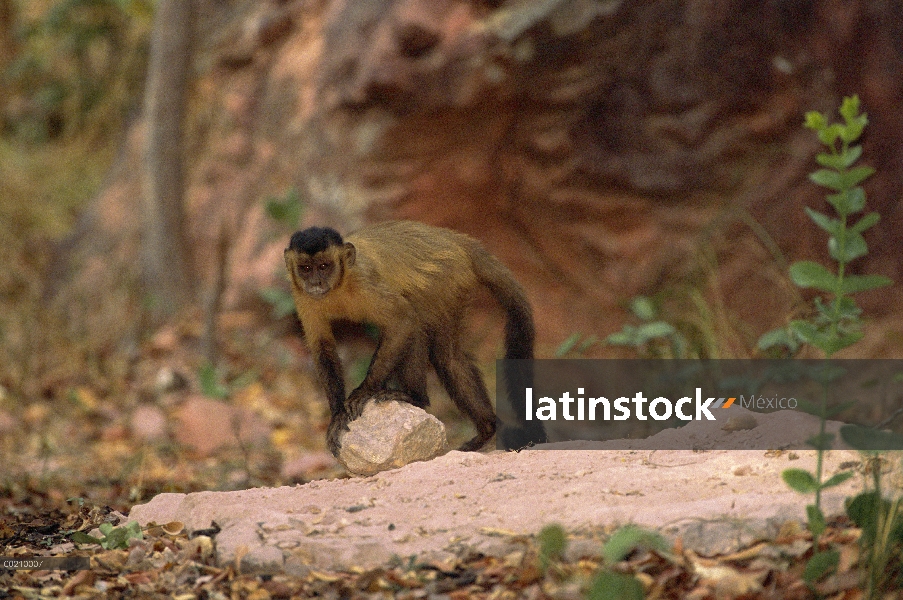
[317,263,330,271]
[299,265,312,273]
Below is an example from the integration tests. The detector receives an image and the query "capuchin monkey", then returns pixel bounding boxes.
[284,220,546,456]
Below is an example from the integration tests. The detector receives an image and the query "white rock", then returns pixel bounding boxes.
[337,396,447,476]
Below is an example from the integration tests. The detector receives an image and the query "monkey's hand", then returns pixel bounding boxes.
[345,388,373,420]
[372,390,412,404]
[325,412,351,457]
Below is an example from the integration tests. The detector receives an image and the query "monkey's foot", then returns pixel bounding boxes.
[498,423,548,451]
[458,434,492,452]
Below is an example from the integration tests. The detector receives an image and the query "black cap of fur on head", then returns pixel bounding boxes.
[289,227,344,255]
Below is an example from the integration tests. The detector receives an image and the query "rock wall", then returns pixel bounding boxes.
[63,0,903,356]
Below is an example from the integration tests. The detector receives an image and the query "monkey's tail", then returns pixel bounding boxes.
[471,243,547,449]
[470,246,535,360]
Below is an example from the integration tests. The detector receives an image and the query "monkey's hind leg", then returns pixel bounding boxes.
[368,352,429,409]
[430,343,496,452]
[394,338,431,409]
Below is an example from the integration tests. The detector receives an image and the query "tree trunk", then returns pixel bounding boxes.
[141,0,194,323]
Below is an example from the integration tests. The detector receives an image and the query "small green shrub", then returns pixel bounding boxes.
[197,362,258,399]
[264,187,304,230]
[604,296,687,358]
[587,526,668,600]
[261,187,306,318]
[760,95,891,357]
[537,523,568,573]
[555,333,600,358]
[70,521,143,550]
[763,95,895,590]
[534,523,666,599]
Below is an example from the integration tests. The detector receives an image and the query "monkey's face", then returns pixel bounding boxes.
[287,251,340,298]
[285,230,356,300]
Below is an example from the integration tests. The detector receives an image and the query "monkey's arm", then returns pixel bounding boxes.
[313,336,346,419]
[308,332,352,456]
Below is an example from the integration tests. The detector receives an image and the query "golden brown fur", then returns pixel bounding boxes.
[284,220,543,455]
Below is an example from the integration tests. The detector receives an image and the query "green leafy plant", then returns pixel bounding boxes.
[70,521,143,550]
[761,95,892,357]
[264,187,304,230]
[845,484,903,595]
[259,286,297,319]
[605,296,687,358]
[198,361,231,399]
[587,526,668,600]
[555,333,600,358]
[534,523,667,598]
[536,523,567,574]
[260,187,306,318]
[197,362,258,399]
[763,96,892,587]
[839,394,903,597]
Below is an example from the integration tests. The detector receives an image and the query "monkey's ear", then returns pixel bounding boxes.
[343,242,356,266]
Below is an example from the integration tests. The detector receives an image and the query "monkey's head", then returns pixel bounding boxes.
[284,227,356,298]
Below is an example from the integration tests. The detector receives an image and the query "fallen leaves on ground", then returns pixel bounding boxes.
[0,481,880,600]
[0,313,892,598]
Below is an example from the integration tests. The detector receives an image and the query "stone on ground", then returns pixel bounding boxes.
[337,393,447,475]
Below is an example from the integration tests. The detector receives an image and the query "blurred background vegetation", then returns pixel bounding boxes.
[0,0,152,248]
[0,0,152,142]
[0,0,153,400]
